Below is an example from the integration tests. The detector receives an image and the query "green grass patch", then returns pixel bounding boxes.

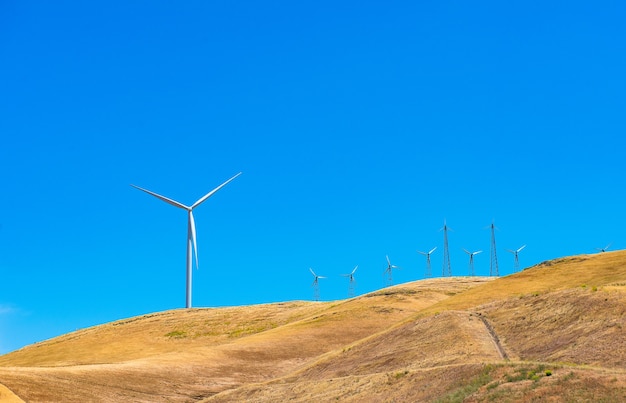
[503,364,550,383]
[434,365,494,403]
[165,330,187,339]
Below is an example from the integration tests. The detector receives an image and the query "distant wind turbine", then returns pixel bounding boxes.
[506,244,526,272]
[310,268,326,301]
[486,220,500,276]
[131,172,242,309]
[463,249,482,276]
[383,255,400,286]
[440,220,452,276]
[417,247,437,278]
[340,265,358,297]
[596,243,612,253]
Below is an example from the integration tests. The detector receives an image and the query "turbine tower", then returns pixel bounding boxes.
[310,268,326,301]
[383,255,399,286]
[340,265,358,298]
[596,243,612,253]
[507,244,526,272]
[440,220,452,277]
[463,249,482,276]
[131,172,242,309]
[417,247,437,278]
[488,221,500,276]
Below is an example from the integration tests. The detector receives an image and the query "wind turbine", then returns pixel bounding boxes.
[440,220,452,276]
[131,172,242,309]
[486,220,500,276]
[340,265,358,298]
[506,244,526,272]
[310,268,326,301]
[596,243,612,253]
[463,249,482,276]
[417,247,437,278]
[383,255,400,286]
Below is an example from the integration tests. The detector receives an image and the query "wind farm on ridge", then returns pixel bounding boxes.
[1,172,624,403]
[128,173,613,305]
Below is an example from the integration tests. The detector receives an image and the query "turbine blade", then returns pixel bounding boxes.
[506,249,515,254]
[309,267,317,277]
[190,211,199,269]
[463,248,471,255]
[475,250,483,255]
[517,245,526,252]
[131,184,189,210]
[318,276,327,279]
[429,247,437,254]
[605,242,612,250]
[352,265,358,274]
[417,250,427,256]
[386,255,391,265]
[191,172,242,209]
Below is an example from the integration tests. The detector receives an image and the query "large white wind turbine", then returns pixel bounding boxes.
[596,243,612,253]
[131,172,242,309]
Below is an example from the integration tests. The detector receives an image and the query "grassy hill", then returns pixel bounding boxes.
[1,251,625,402]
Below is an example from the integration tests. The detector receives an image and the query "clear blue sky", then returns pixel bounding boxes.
[1,1,625,354]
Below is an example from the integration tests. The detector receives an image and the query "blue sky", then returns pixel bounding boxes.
[1,1,625,354]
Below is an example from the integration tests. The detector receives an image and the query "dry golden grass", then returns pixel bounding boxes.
[0,382,23,402]
[480,286,626,367]
[421,250,626,315]
[0,250,625,402]
[0,278,489,402]
[0,302,323,367]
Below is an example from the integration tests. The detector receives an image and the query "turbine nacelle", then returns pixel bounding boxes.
[506,244,526,256]
[439,219,453,233]
[463,249,483,257]
[310,268,326,285]
[341,265,358,281]
[417,247,437,257]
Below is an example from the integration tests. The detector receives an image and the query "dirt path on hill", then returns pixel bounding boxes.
[477,315,509,360]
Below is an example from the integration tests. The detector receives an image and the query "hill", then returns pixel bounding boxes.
[1,251,625,402]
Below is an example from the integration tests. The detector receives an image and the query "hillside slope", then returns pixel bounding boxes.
[1,251,625,402]
[205,251,626,402]
[0,277,489,402]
